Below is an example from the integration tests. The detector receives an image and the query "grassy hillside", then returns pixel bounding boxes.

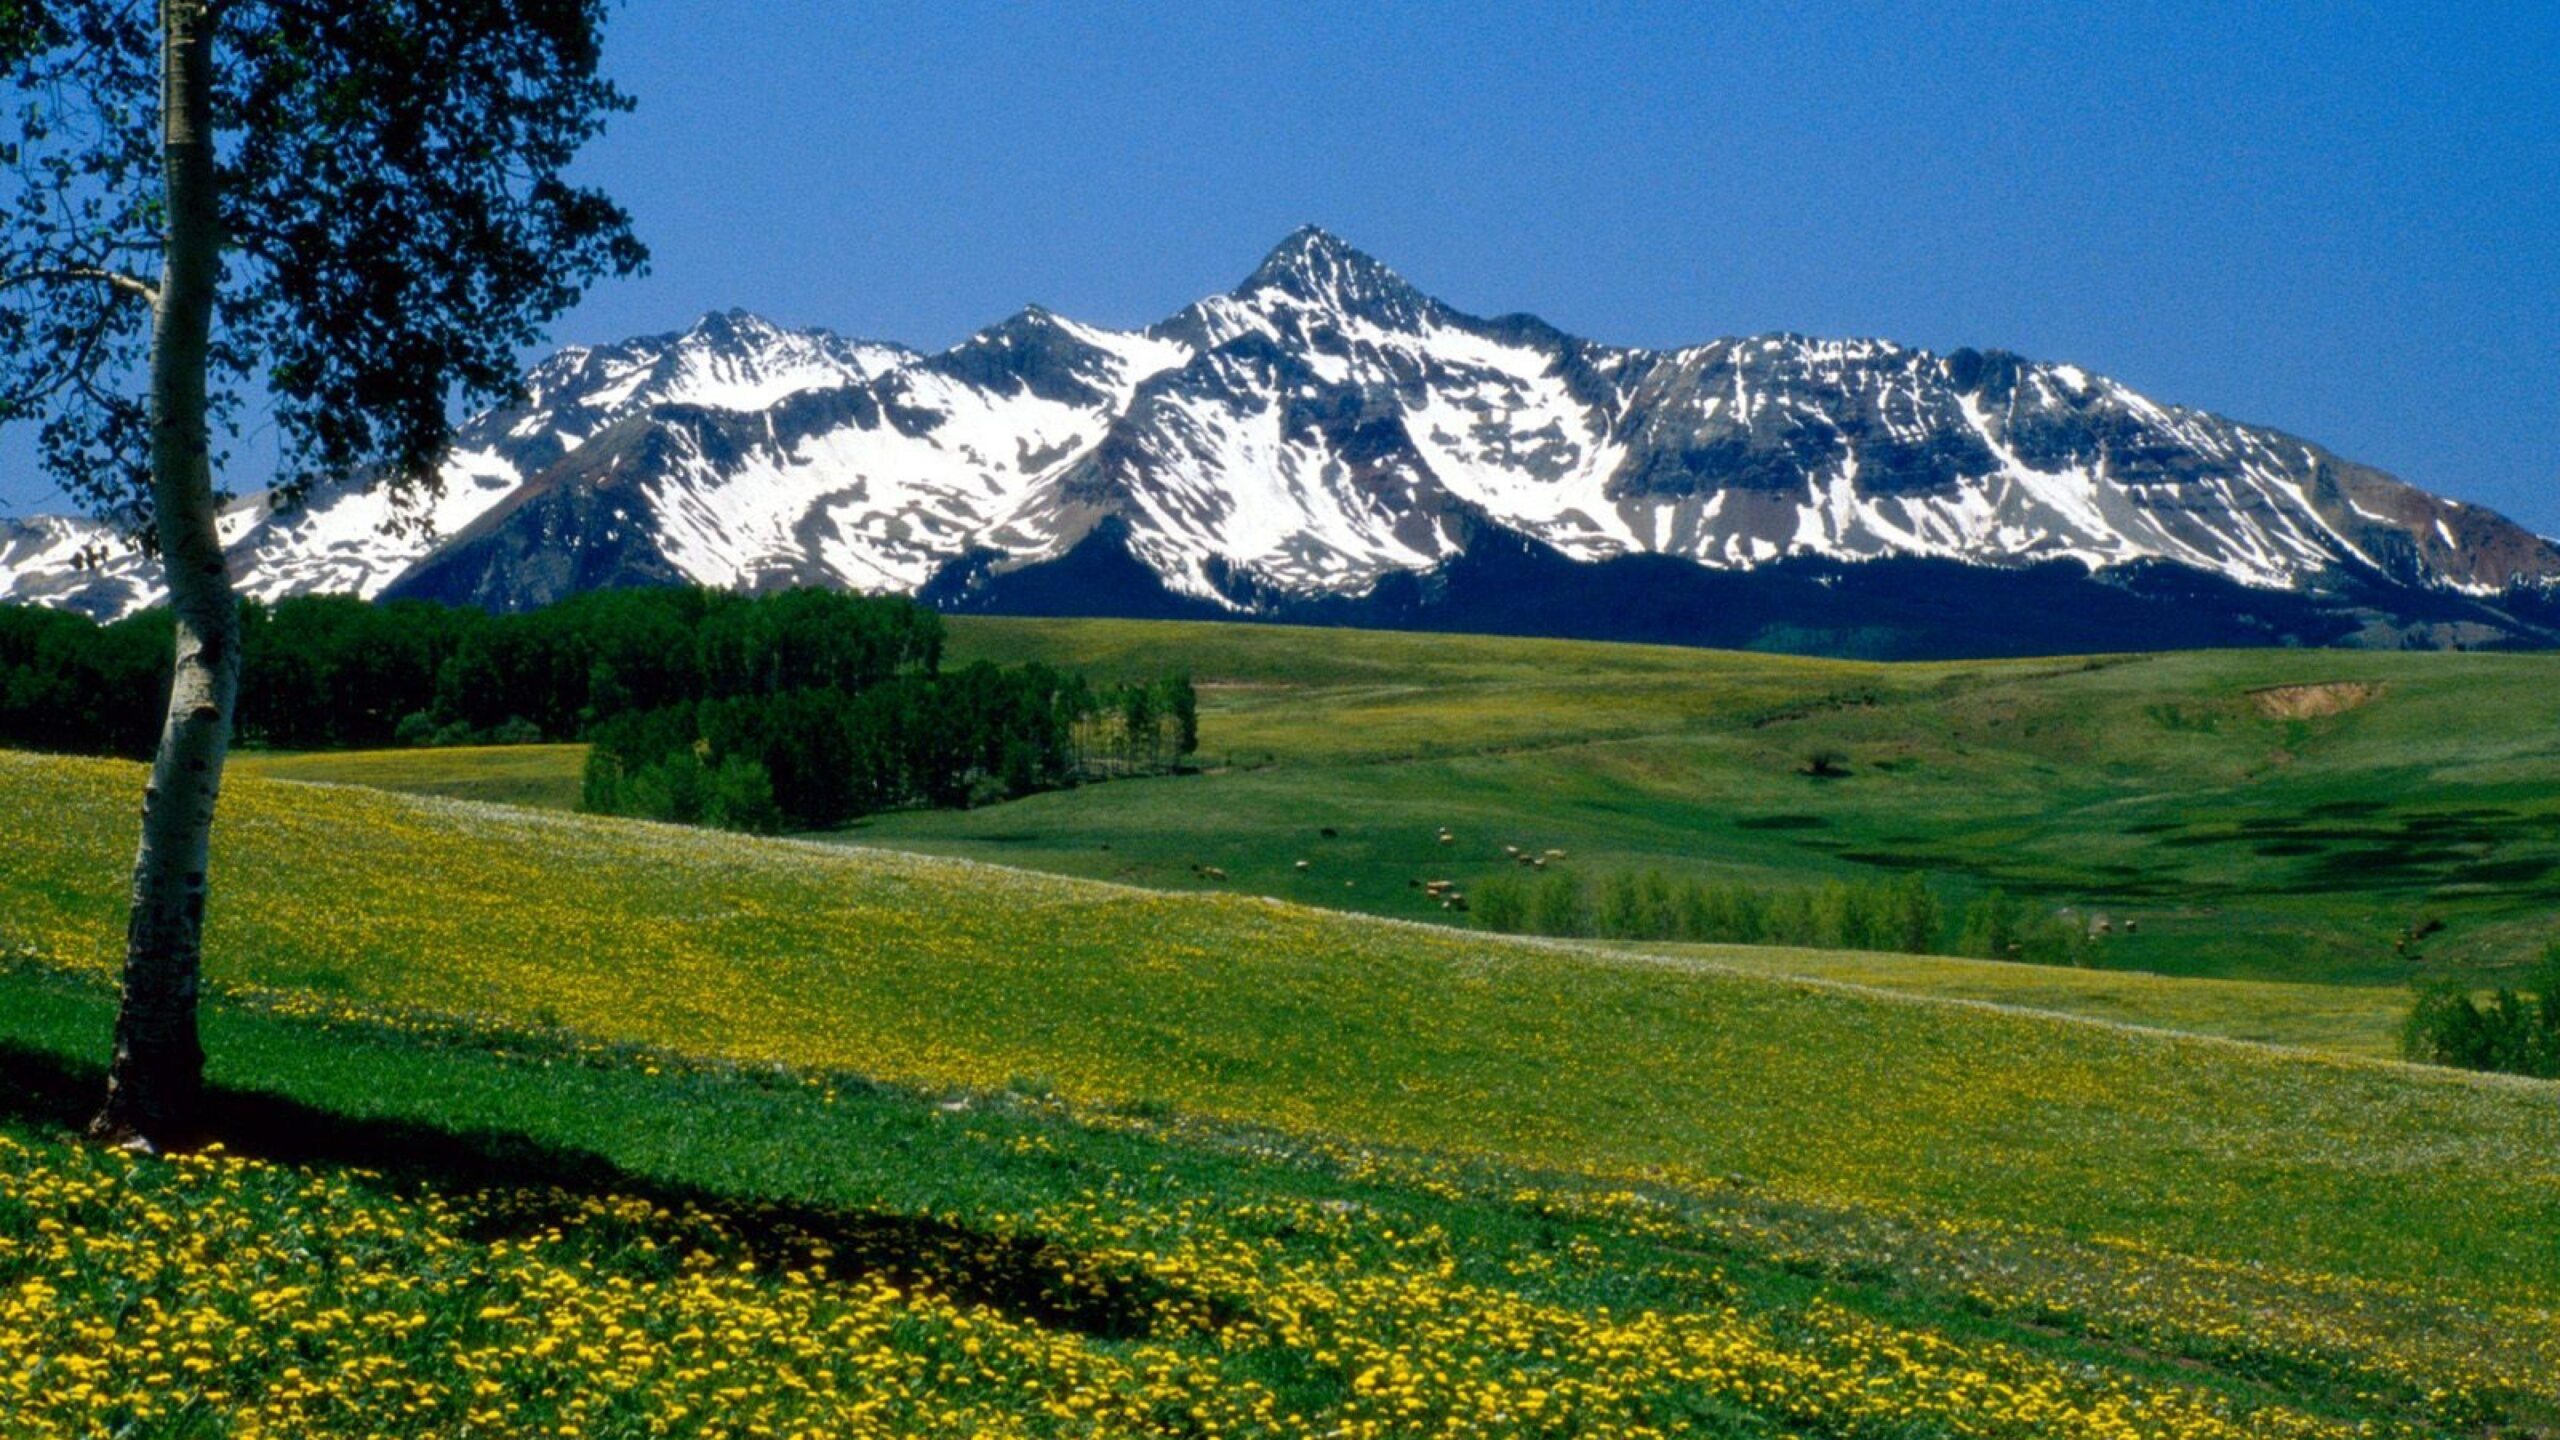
[233,742,589,810]
[4,751,2556,1433]
[1613,945,2417,1058]
[887,620,2560,987]
[7,754,2557,1292]
[12,622,2555,1434]
[7,962,2545,1439]
[226,620,2560,989]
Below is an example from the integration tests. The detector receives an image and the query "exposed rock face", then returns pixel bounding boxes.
[8,228,2555,655]
[2249,682,2387,720]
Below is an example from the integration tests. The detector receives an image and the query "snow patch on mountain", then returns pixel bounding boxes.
[7,227,2554,623]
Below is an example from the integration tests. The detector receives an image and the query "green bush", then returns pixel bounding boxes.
[1472,874,1529,934]
[1597,871,1650,940]
[2015,909,2096,967]
[1471,868,2114,969]
[1884,872,1941,954]
[1762,888,1819,946]
[1493,869,1960,954]
[1957,889,2023,959]
[2403,948,2560,1078]
[1529,871,1592,937]
[1695,882,1767,944]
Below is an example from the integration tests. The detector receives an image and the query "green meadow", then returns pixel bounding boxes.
[234,741,592,811]
[267,619,2560,988]
[2,747,2557,1435]
[876,621,2560,988]
[14,619,2557,1435]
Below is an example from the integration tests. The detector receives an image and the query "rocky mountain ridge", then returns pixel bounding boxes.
[6,227,2554,655]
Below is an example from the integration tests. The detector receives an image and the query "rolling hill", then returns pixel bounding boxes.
[20,621,2550,1433]
[2,747,2557,1436]
[239,618,2560,989]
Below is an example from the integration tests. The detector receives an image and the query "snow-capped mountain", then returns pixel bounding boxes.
[0,310,915,617]
[7,228,2556,654]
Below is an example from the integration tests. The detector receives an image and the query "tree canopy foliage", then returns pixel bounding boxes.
[2,0,645,532]
[5,0,645,1148]
[0,586,1201,831]
[2404,951,2560,1080]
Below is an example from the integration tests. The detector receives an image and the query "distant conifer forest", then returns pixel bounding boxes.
[0,589,1194,832]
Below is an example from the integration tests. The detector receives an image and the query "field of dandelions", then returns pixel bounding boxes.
[2,750,2556,1436]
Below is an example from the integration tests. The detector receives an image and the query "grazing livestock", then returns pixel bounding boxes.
[1295,860,1312,872]
[1201,866,1228,882]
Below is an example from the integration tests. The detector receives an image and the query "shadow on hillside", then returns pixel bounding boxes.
[0,1042,1210,1340]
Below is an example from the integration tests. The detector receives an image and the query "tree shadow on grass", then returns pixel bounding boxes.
[0,1042,1219,1340]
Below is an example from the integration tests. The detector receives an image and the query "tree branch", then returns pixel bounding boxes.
[0,265,160,306]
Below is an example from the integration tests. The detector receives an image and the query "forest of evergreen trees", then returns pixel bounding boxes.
[0,588,1194,831]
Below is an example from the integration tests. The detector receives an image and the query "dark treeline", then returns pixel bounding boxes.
[2,587,945,754]
[1473,869,2098,963]
[0,604,175,756]
[582,664,1197,832]
[0,589,1196,829]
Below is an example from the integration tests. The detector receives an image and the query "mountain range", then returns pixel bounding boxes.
[6,226,2556,657]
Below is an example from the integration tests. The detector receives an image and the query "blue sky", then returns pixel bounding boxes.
[6,1,2555,533]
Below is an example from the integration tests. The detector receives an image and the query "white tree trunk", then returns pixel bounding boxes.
[90,0,234,1150]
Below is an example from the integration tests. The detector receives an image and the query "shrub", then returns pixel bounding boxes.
[1958,889,2023,960]
[703,755,782,834]
[579,746,625,815]
[625,750,713,826]
[1492,869,1973,956]
[1813,880,1883,950]
[1529,871,1592,937]
[2016,909,2095,968]
[1699,882,1768,944]
[1884,871,1941,954]
[1763,888,1819,946]
[2402,948,2560,1078]
[1472,874,1528,934]
[1597,871,1650,940]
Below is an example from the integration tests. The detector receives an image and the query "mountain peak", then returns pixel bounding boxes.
[15,230,2560,645]
[682,308,789,346]
[975,303,1067,337]
[1237,226,1428,320]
